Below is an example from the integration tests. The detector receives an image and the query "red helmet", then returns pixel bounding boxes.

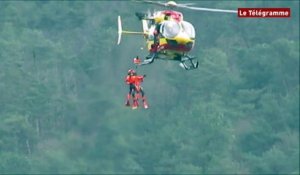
[128,69,136,75]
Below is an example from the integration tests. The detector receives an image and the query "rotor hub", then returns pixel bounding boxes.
[166,1,177,7]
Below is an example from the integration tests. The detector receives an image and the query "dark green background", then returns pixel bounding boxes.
[0,1,299,174]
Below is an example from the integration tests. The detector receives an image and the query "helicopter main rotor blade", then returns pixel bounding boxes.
[180,3,196,6]
[177,4,237,13]
[137,0,166,6]
[137,0,237,14]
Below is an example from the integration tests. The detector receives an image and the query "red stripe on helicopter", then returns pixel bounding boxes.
[159,44,192,52]
[162,10,183,22]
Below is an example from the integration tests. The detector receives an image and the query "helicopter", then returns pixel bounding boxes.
[117,1,237,70]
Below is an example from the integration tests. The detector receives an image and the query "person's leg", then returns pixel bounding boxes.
[140,88,148,109]
[126,84,134,106]
[131,85,138,109]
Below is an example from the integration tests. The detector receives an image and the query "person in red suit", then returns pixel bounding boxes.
[125,69,148,109]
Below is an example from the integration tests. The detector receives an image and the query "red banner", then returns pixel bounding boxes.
[238,8,291,18]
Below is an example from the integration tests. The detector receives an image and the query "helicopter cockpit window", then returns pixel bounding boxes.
[160,21,180,38]
[181,21,195,38]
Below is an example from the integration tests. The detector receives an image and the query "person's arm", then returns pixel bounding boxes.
[137,75,144,82]
[125,76,130,84]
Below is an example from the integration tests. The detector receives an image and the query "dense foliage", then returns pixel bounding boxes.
[0,1,299,174]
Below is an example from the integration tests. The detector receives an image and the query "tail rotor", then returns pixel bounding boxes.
[117,16,123,45]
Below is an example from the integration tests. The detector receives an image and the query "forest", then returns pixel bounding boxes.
[0,1,299,174]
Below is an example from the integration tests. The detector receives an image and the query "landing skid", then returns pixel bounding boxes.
[137,53,198,70]
[179,55,199,70]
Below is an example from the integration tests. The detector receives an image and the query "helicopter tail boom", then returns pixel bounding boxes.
[117,16,146,45]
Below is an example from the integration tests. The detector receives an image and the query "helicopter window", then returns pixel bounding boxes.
[181,21,195,38]
[160,21,180,38]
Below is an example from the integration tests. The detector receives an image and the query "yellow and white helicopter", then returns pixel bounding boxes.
[117,1,237,70]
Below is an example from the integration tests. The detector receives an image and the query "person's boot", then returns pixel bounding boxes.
[132,99,138,110]
[125,94,131,106]
[142,97,149,109]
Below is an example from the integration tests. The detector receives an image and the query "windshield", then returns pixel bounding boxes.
[181,21,195,38]
[160,21,180,38]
